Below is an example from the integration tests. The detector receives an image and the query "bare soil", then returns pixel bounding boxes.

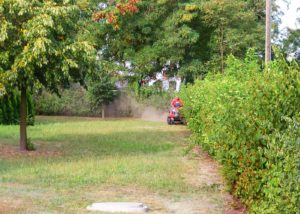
[0,143,63,160]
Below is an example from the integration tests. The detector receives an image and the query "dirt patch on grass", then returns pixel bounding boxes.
[0,143,63,160]
[185,147,223,188]
[0,183,63,214]
[83,186,222,214]
[0,196,33,214]
[186,146,247,214]
[0,199,21,213]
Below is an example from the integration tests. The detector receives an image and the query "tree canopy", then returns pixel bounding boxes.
[0,0,96,150]
[0,0,95,93]
[88,0,266,80]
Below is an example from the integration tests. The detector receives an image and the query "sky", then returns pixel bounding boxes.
[277,0,300,30]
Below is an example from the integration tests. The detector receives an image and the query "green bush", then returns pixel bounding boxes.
[34,84,95,116]
[0,90,34,125]
[35,69,123,117]
[252,116,300,213]
[180,51,300,213]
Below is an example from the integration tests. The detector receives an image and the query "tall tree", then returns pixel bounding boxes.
[201,0,265,72]
[0,0,95,150]
[265,0,272,64]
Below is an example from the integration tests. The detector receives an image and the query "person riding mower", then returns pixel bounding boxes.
[167,96,185,125]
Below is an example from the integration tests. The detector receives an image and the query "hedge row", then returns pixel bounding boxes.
[0,90,34,125]
[180,52,300,213]
[34,84,95,116]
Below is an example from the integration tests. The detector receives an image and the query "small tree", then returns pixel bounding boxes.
[0,0,95,150]
[87,69,118,118]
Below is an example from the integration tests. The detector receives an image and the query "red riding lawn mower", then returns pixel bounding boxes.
[167,107,186,125]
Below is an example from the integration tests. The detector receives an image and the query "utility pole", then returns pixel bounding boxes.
[265,0,272,64]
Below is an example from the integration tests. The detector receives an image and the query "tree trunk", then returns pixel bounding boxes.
[102,105,105,119]
[220,25,225,73]
[20,86,27,151]
[265,0,272,64]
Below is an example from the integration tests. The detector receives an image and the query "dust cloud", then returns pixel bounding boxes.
[103,91,168,122]
[140,107,168,122]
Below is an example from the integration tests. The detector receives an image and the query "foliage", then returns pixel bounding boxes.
[93,0,140,29]
[136,90,175,111]
[87,68,118,109]
[0,82,4,96]
[89,0,265,84]
[251,116,300,213]
[34,84,94,116]
[0,90,34,125]
[0,0,95,92]
[200,0,265,72]
[283,17,300,64]
[180,51,300,213]
[128,79,176,111]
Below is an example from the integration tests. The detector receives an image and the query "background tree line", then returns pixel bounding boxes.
[89,0,267,81]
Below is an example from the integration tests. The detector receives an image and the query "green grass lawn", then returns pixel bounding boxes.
[0,116,224,213]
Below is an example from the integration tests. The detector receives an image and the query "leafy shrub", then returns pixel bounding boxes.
[34,84,94,116]
[180,50,300,213]
[0,90,34,125]
[252,116,299,213]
